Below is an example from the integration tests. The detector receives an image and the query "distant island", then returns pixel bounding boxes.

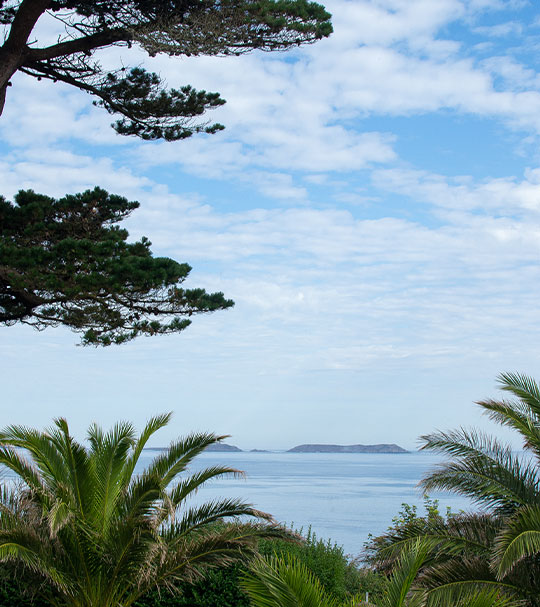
[287,443,408,453]
[146,442,407,453]
[205,443,242,452]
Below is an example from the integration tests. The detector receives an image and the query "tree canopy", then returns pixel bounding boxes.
[0,0,332,140]
[0,187,234,345]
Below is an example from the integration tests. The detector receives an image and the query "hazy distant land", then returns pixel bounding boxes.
[204,443,408,453]
[287,443,408,453]
[205,443,243,452]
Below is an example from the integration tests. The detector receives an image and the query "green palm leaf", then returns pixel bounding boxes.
[420,428,539,514]
[0,415,279,607]
[427,585,523,607]
[377,538,431,607]
[241,554,340,607]
[415,372,540,603]
[497,373,540,417]
[494,504,540,579]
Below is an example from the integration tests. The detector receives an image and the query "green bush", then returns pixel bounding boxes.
[343,559,387,603]
[259,527,347,599]
[363,496,453,572]
[259,527,386,603]
[135,564,250,607]
[0,569,50,607]
[0,528,386,607]
[0,564,249,607]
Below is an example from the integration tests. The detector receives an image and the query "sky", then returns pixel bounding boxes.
[2,0,540,450]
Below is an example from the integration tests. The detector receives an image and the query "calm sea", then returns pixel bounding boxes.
[137,450,473,557]
[0,450,474,557]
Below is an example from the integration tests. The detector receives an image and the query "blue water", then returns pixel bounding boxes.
[0,450,473,557]
[136,451,473,556]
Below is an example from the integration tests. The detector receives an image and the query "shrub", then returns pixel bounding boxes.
[136,564,250,607]
[259,527,348,599]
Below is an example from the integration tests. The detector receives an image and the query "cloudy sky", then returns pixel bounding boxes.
[2,0,540,450]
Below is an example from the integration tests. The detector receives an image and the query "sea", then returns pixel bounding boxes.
[0,450,475,558]
[137,450,473,557]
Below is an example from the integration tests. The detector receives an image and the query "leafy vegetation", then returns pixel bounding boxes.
[0,414,289,607]
[0,0,332,138]
[241,554,343,607]
[259,528,349,599]
[365,372,540,607]
[5,373,540,607]
[0,522,380,607]
[0,188,234,345]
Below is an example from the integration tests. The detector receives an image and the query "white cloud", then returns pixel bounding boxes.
[325,0,465,50]
[0,149,151,199]
[4,0,540,450]
[481,56,540,90]
[371,167,540,216]
[473,21,523,38]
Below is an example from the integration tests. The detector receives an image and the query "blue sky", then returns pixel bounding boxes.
[2,0,540,449]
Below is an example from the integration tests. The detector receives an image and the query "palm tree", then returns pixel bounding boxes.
[415,372,540,604]
[368,513,525,607]
[420,372,540,516]
[364,373,540,606]
[420,371,540,591]
[0,414,286,607]
[377,535,521,607]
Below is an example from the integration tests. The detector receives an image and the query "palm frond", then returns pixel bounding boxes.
[374,512,502,574]
[479,398,540,460]
[162,465,244,518]
[420,428,539,513]
[497,373,540,418]
[427,584,524,607]
[47,499,73,538]
[377,538,432,607]
[165,497,271,540]
[241,554,340,607]
[46,419,93,515]
[0,447,48,501]
[122,413,172,484]
[87,420,135,534]
[493,504,540,579]
[143,432,229,489]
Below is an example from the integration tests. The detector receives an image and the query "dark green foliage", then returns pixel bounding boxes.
[259,528,347,599]
[181,565,251,607]
[364,373,540,606]
[0,531,383,607]
[0,187,234,345]
[342,560,386,602]
[240,554,341,607]
[363,500,529,607]
[137,564,251,607]
[0,1,332,138]
[97,69,226,141]
[363,497,449,571]
[259,527,377,602]
[0,563,251,607]
[0,571,50,607]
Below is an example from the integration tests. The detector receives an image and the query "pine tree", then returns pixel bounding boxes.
[0,0,332,140]
[0,187,234,345]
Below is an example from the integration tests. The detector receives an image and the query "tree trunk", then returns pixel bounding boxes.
[0,0,51,115]
[0,48,21,116]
